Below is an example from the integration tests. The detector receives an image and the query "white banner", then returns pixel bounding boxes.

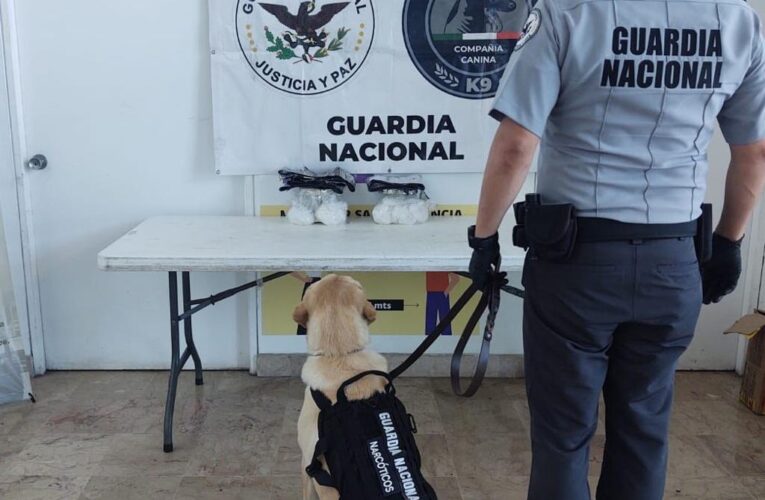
[209,0,534,175]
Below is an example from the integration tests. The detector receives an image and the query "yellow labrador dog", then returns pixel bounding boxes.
[293,274,388,500]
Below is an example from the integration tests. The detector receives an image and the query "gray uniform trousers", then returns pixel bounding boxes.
[522,236,702,500]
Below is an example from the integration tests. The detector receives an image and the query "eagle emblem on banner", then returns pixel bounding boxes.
[259,1,350,63]
[236,0,375,95]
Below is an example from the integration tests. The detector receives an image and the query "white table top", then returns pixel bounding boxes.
[97,216,526,272]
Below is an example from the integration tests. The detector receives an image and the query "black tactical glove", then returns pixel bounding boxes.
[701,233,743,304]
[468,226,500,290]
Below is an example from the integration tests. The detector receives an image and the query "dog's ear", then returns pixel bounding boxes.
[363,301,377,324]
[293,302,309,327]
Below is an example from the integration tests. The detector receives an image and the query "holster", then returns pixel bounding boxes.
[513,194,578,262]
[695,203,713,263]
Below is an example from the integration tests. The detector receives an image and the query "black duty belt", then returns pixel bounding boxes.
[576,217,698,243]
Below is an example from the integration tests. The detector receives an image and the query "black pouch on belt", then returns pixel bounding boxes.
[513,194,578,262]
[695,203,713,263]
[525,203,578,261]
[512,193,539,249]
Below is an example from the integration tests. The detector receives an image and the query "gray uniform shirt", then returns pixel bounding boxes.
[491,0,765,224]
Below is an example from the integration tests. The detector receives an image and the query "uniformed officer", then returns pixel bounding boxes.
[468,0,765,499]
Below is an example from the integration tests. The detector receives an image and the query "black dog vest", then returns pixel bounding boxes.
[306,370,437,499]
[304,268,517,499]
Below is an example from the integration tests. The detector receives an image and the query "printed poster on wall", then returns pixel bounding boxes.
[258,206,482,336]
[263,270,482,336]
[209,0,537,175]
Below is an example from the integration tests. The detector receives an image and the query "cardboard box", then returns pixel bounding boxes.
[725,311,765,415]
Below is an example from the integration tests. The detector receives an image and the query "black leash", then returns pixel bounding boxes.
[389,260,518,397]
[456,271,525,299]
[451,284,493,397]
[389,282,480,379]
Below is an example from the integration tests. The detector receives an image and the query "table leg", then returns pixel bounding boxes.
[163,271,181,453]
[158,270,288,452]
[182,272,203,385]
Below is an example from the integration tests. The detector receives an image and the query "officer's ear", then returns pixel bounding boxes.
[363,301,377,324]
[293,302,309,328]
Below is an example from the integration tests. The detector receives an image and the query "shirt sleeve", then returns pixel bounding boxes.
[489,0,562,138]
[717,14,765,145]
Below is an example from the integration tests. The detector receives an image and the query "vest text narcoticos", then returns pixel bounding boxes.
[306,371,437,500]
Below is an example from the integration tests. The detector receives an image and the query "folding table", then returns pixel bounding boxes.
[98,215,525,451]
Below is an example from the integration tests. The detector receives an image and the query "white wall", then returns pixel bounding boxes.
[4,0,763,370]
[11,0,250,369]
[9,0,532,370]
[681,0,765,370]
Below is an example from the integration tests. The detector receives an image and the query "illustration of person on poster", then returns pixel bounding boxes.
[425,272,460,335]
[292,271,322,335]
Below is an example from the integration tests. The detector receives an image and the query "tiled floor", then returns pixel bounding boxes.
[0,371,763,499]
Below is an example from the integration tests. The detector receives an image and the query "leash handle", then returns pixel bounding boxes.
[389,261,507,397]
[451,272,502,397]
[336,370,393,403]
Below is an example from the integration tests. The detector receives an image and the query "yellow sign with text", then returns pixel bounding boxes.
[262,271,480,336]
[259,204,477,218]
[260,204,479,336]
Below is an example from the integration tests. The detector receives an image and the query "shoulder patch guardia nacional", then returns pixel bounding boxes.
[236,0,375,95]
[514,7,541,51]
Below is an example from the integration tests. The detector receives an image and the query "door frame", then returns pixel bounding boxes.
[0,0,45,375]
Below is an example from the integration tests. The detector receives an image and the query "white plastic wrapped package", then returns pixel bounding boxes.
[280,168,354,226]
[287,189,348,226]
[286,189,321,225]
[368,175,432,225]
[372,195,432,225]
[314,191,348,225]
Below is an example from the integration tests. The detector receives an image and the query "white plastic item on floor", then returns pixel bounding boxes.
[372,195,432,225]
[0,207,33,405]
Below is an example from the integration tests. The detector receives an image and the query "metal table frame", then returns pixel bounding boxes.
[163,269,524,452]
[96,216,527,452]
[163,270,288,452]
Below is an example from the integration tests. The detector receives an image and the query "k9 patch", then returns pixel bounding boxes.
[403,0,533,99]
